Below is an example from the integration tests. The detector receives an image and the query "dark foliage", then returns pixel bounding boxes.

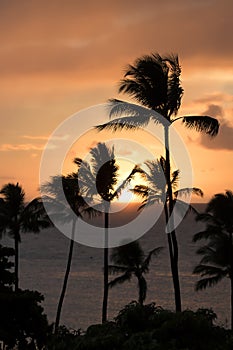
[0,289,49,349]
[45,302,233,350]
[0,243,15,290]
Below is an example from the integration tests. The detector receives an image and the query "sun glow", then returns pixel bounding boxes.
[117,188,135,203]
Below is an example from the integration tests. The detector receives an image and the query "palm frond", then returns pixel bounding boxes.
[108,99,154,119]
[108,271,132,288]
[171,170,180,190]
[119,53,168,110]
[110,240,144,267]
[141,246,163,273]
[205,191,233,230]
[181,116,219,136]
[193,264,228,277]
[108,265,129,274]
[174,187,204,198]
[163,54,183,117]
[131,185,149,199]
[195,274,225,291]
[193,225,222,242]
[171,199,198,219]
[21,197,52,232]
[112,164,143,200]
[195,212,217,223]
[96,114,152,132]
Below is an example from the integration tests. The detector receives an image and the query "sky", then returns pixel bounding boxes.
[0,0,233,202]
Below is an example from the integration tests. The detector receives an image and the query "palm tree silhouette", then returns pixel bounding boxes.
[109,240,163,305]
[0,182,51,291]
[75,142,139,323]
[96,53,219,311]
[42,174,92,333]
[133,156,203,214]
[193,190,233,329]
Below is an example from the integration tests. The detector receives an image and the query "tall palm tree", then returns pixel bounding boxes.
[0,183,51,291]
[193,190,233,329]
[75,142,139,323]
[42,174,92,333]
[96,53,219,311]
[109,240,163,305]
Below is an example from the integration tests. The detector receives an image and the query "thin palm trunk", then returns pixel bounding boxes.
[54,219,76,333]
[230,231,233,330]
[102,207,109,323]
[231,265,233,330]
[164,125,181,312]
[137,274,144,305]
[14,230,19,292]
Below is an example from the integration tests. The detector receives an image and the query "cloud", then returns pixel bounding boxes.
[199,104,233,151]
[194,93,233,105]
[0,143,45,151]
[22,135,49,140]
[22,134,70,141]
[0,175,16,180]
[0,0,233,79]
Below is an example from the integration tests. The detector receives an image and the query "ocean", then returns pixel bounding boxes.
[1,203,231,330]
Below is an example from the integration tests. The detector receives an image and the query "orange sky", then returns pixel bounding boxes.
[0,0,233,202]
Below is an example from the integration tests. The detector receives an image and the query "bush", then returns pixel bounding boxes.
[43,302,233,350]
[0,289,49,349]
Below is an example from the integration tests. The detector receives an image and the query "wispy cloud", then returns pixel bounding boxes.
[22,135,49,141]
[194,93,233,105]
[0,175,16,180]
[22,134,70,141]
[0,143,45,151]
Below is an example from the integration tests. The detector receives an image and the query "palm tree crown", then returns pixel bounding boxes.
[42,173,94,333]
[118,53,183,118]
[74,142,139,323]
[0,182,51,290]
[133,157,203,211]
[193,191,233,329]
[109,240,163,305]
[97,53,219,136]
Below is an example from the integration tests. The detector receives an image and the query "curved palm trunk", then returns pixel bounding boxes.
[54,219,76,333]
[102,205,109,323]
[164,125,182,312]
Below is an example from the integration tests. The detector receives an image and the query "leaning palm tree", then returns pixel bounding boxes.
[42,174,93,333]
[75,142,139,323]
[96,53,219,311]
[193,190,233,329]
[0,183,51,291]
[109,240,163,305]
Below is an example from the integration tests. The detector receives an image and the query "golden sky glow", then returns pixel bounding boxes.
[0,0,233,202]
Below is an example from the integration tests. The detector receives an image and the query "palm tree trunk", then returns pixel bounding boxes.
[54,219,76,333]
[14,230,19,292]
[164,125,182,312]
[231,268,233,331]
[229,232,233,330]
[102,206,109,323]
